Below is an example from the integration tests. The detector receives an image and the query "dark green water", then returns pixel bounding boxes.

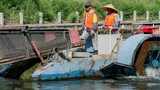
[1,78,160,90]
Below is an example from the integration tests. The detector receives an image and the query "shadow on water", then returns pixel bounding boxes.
[0,58,40,79]
[1,77,160,90]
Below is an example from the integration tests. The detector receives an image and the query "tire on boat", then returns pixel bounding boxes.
[133,36,160,76]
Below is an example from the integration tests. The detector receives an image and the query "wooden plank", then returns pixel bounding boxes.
[72,52,92,58]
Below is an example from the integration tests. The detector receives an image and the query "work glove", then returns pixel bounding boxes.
[80,29,89,40]
[91,30,95,37]
[93,23,98,32]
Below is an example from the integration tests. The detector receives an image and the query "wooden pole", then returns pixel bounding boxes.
[146,11,149,21]
[76,11,80,23]
[133,10,137,21]
[39,12,43,24]
[159,11,160,20]
[120,11,123,21]
[57,12,62,23]
[19,12,23,24]
[0,13,4,25]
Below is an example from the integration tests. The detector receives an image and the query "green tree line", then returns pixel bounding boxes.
[0,0,160,23]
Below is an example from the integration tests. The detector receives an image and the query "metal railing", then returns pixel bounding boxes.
[0,28,71,65]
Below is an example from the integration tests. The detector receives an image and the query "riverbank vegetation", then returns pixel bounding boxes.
[0,0,160,23]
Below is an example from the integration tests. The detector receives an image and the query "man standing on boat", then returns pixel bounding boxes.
[81,2,98,53]
[102,4,120,31]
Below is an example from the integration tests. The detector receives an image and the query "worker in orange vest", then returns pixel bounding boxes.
[81,2,98,53]
[102,4,120,31]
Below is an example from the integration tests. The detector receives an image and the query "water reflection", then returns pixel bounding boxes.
[1,78,160,90]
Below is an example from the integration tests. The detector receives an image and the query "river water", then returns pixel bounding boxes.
[1,77,160,90]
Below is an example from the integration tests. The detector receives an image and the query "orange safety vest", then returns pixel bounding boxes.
[104,13,117,28]
[84,10,97,30]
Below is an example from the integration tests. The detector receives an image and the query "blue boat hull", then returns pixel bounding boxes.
[32,56,113,80]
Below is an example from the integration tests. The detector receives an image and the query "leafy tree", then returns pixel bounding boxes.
[1,0,160,23]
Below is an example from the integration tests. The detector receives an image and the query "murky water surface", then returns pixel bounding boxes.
[0,77,160,90]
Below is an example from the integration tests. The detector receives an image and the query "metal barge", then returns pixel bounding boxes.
[0,23,159,80]
[32,33,160,80]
